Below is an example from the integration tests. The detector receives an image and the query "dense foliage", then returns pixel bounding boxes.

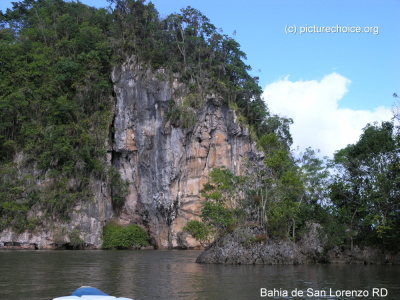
[0,0,115,231]
[102,223,150,249]
[330,121,400,250]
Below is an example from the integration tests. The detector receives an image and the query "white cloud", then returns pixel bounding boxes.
[262,73,392,158]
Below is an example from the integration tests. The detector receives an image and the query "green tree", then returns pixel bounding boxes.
[255,132,305,239]
[392,93,399,122]
[183,220,213,247]
[297,147,330,206]
[199,167,244,238]
[330,121,400,250]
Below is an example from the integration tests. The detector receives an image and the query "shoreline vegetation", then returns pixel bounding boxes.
[0,0,399,263]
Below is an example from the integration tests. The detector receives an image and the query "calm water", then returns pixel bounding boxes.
[0,250,399,300]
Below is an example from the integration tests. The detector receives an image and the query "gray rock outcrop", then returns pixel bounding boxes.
[196,227,308,265]
[195,224,400,265]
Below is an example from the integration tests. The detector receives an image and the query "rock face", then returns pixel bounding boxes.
[326,246,400,265]
[0,175,114,249]
[110,57,262,249]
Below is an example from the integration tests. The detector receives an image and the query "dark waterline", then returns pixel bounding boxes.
[0,250,399,300]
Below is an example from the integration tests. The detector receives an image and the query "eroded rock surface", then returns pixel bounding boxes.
[110,58,263,248]
[196,227,308,265]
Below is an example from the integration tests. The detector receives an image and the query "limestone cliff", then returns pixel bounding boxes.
[0,58,263,250]
[110,57,263,248]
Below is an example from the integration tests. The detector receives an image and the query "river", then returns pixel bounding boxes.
[0,250,399,300]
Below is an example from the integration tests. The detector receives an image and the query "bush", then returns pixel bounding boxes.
[102,223,150,249]
[255,233,267,243]
[69,229,84,249]
[108,167,129,212]
[166,100,197,128]
[183,220,213,247]
[184,93,203,109]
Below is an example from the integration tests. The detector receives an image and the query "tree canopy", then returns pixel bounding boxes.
[330,121,400,250]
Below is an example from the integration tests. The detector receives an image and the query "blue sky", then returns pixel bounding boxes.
[1,0,399,157]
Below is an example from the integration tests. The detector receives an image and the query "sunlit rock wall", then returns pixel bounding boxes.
[110,57,263,248]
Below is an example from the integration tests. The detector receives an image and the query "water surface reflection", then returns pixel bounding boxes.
[0,250,399,299]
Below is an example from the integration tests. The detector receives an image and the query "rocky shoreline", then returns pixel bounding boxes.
[195,240,400,265]
[195,226,400,265]
[2,240,399,266]
[2,224,399,265]
[0,241,98,250]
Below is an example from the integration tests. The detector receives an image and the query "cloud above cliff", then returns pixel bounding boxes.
[262,73,392,158]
